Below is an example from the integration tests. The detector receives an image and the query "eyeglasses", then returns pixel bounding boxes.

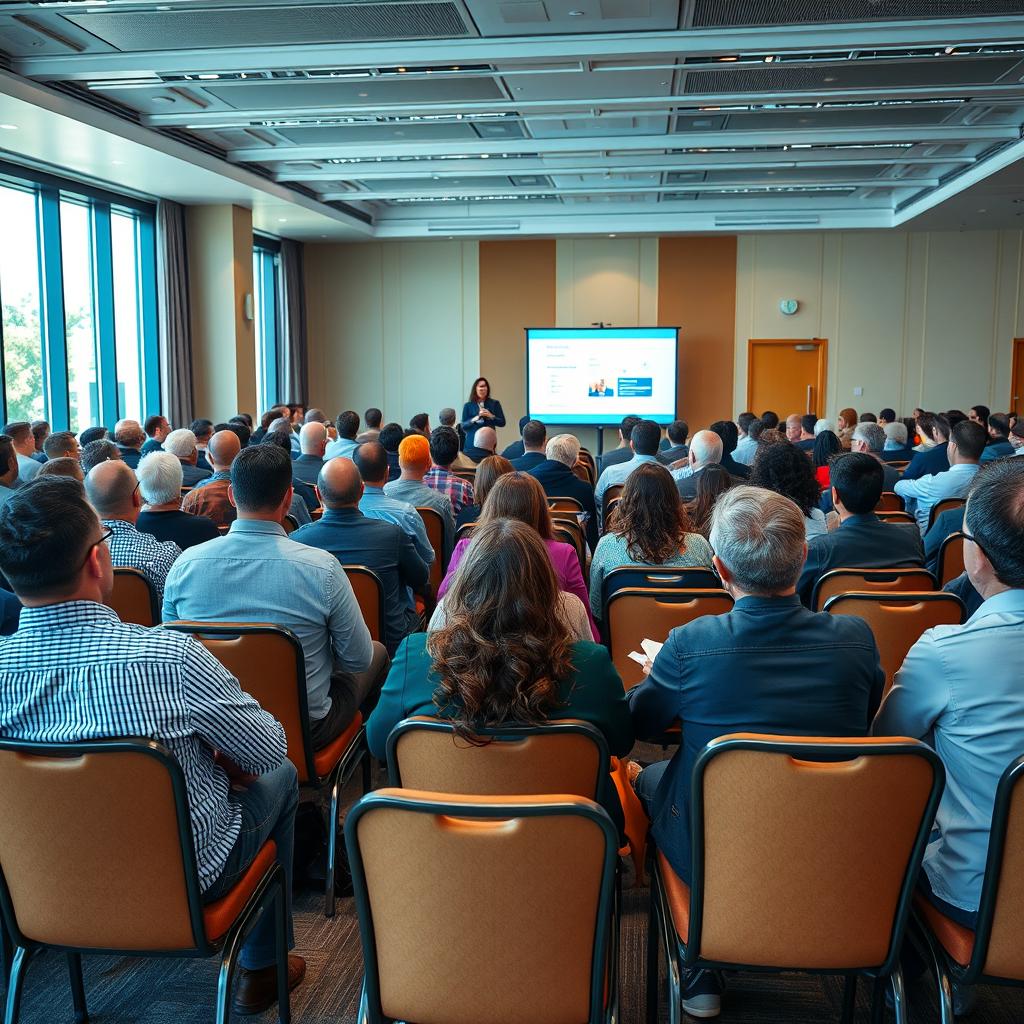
[81,527,113,570]
[961,527,990,562]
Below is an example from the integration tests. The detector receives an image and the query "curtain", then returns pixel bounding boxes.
[277,239,309,405]
[155,200,194,427]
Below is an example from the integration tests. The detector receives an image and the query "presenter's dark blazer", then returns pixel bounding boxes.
[901,443,949,481]
[460,399,506,450]
[510,451,546,472]
[528,458,599,552]
[796,512,925,607]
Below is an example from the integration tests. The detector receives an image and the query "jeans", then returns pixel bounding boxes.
[203,759,299,970]
[633,759,669,818]
[309,642,390,750]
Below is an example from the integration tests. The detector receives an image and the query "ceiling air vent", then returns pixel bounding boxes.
[692,0,1023,28]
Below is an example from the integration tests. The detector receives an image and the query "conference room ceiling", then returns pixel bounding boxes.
[2,0,1024,238]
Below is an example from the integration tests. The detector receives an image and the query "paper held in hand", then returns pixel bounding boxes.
[627,638,664,668]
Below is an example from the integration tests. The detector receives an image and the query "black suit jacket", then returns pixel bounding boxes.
[510,451,546,472]
[924,505,966,574]
[500,439,525,461]
[460,399,506,450]
[902,443,949,481]
[797,512,926,606]
[721,453,750,479]
[657,444,688,466]
[597,446,632,476]
[528,459,599,552]
[464,445,497,464]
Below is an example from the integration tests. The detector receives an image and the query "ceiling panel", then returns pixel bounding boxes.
[499,67,675,101]
[276,122,482,143]
[466,0,682,36]
[714,105,964,131]
[692,0,1024,27]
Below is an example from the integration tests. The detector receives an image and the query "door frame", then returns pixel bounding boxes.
[747,337,829,417]
[1011,338,1024,413]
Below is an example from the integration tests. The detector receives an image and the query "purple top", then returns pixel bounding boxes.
[437,535,600,642]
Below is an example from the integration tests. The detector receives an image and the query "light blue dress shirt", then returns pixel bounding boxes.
[358,485,435,566]
[324,436,361,460]
[733,434,758,466]
[0,483,18,506]
[872,588,1024,914]
[16,453,41,484]
[894,463,979,534]
[161,519,373,721]
[384,477,455,559]
[594,453,659,515]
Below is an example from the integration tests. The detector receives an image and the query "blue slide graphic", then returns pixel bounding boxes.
[617,377,652,398]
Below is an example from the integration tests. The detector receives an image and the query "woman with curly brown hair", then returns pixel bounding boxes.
[588,462,714,620]
[749,439,838,538]
[366,517,634,832]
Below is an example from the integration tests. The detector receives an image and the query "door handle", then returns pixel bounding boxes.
[806,385,813,415]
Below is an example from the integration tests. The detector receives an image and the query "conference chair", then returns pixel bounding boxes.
[876,492,904,512]
[605,588,733,690]
[416,506,447,589]
[928,497,966,532]
[574,461,596,486]
[913,754,1024,1024]
[282,514,299,534]
[811,567,936,612]
[647,734,944,1024]
[0,737,290,1024]
[824,592,966,695]
[343,565,386,643]
[451,468,476,485]
[552,518,588,575]
[455,521,476,545]
[601,566,722,612]
[603,498,622,530]
[105,566,160,627]
[163,622,372,917]
[888,460,911,472]
[937,531,966,587]
[345,790,620,1024]
[877,510,917,525]
[548,496,584,513]
[602,485,624,526]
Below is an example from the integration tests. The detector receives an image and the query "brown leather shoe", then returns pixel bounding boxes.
[232,954,306,1016]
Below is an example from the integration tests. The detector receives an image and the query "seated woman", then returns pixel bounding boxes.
[813,429,843,491]
[588,463,714,621]
[455,454,513,528]
[441,472,599,640]
[367,518,634,835]
[750,440,838,538]
[685,463,735,540]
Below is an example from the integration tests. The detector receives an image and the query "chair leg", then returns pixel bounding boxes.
[66,953,88,1024]
[840,974,857,1024]
[325,772,341,918]
[890,965,907,1024]
[870,976,885,1024]
[915,918,956,1024]
[274,877,291,1024]
[3,947,32,1024]
[0,921,11,989]
[645,896,659,1024]
[361,750,372,794]
[215,922,248,1024]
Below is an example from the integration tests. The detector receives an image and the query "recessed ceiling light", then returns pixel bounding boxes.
[608,233,616,237]
[480,153,490,159]
[823,75,837,82]
[397,67,407,73]
[978,208,987,213]
[152,95,175,105]
[278,217,288,222]
[111,159,124,165]
[0,124,18,131]
[357,91,368,97]
[197,74,220,81]
[569,9,586,15]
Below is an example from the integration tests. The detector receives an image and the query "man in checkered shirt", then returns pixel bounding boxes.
[423,425,475,517]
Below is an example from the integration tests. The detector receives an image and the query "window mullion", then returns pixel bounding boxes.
[37,188,69,430]
[92,203,118,429]
[137,214,160,420]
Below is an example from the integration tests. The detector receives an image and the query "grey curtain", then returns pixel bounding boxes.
[277,239,308,405]
[155,200,194,426]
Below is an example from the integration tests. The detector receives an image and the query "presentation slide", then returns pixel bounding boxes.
[526,327,678,425]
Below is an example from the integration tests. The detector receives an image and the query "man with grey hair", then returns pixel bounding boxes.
[529,433,598,551]
[851,422,901,492]
[672,429,724,501]
[113,419,146,468]
[163,428,212,487]
[136,451,219,550]
[80,439,122,476]
[628,485,883,1018]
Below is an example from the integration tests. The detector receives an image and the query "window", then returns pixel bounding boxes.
[253,240,280,415]
[0,164,157,431]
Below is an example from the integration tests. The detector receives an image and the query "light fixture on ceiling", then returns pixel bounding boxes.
[0,124,18,131]
[278,217,288,222]
[480,153,490,159]
[358,91,368,97]
[151,96,175,105]
[197,74,220,81]
[569,9,585,15]
[608,233,616,237]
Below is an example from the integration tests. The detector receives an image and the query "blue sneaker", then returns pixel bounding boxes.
[682,969,723,1018]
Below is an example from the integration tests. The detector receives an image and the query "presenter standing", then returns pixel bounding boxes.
[461,377,506,451]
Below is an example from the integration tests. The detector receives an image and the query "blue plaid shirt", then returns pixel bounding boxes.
[0,601,286,892]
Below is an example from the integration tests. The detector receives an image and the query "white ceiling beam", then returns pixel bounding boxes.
[13,17,1024,79]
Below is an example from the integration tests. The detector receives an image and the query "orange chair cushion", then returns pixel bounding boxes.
[414,595,426,616]
[914,891,975,967]
[312,711,364,780]
[658,851,691,944]
[203,840,277,942]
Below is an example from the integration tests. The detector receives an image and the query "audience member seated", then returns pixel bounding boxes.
[528,433,599,552]
[164,444,380,750]
[135,452,220,550]
[190,419,214,471]
[42,430,80,463]
[455,454,513,528]
[750,439,835,538]
[84,460,180,599]
[673,430,724,501]
[424,426,475,518]
[378,422,405,481]
[0,437,19,505]
[0,585,19,635]
[881,421,913,461]
[797,453,925,606]
[710,419,751,479]
[860,412,878,423]
[850,422,902,491]
[902,412,950,480]
[78,425,109,447]
[384,434,455,560]
[784,413,803,444]
[293,457,429,655]
[588,463,714,620]
[794,413,817,451]
[509,419,547,472]
[408,412,430,437]
[684,463,735,540]
[463,424,498,464]
[113,419,145,468]
[29,420,49,463]
[657,419,690,466]
[181,429,240,527]
[260,432,315,521]
[980,413,1014,462]
[878,407,896,426]
[500,414,531,461]
[874,459,1024,937]
[325,411,361,460]
[225,417,252,448]
[354,407,381,443]
[354,441,435,568]
[250,406,283,446]
[732,412,758,465]
[36,457,83,482]
[629,485,883,1018]
[968,404,990,429]
[598,415,641,475]
[896,419,985,533]
[1011,419,1024,456]
[3,421,42,483]
[439,472,598,640]
[367,517,632,834]
[836,407,858,449]
[438,407,470,461]
[141,414,170,455]
[293,421,327,488]
[813,429,842,490]
[595,418,662,513]
[0,477,303,1013]
[266,415,300,458]
[80,439,122,475]
[761,410,780,430]
[163,428,212,487]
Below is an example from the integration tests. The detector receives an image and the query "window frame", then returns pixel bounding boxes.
[253,234,281,415]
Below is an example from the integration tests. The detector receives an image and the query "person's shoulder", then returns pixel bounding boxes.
[569,640,615,674]
[812,607,878,647]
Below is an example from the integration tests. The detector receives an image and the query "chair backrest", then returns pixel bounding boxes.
[876,510,917,525]
[344,565,386,643]
[876,491,903,512]
[451,468,476,485]
[937,531,966,587]
[548,496,584,513]
[824,592,965,694]
[602,565,721,608]
[811,566,936,611]
[105,566,160,627]
[162,622,318,783]
[553,520,587,574]
[386,717,608,799]
[603,498,621,529]
[573,461,595,486]
[455,521,476,545]
[887,460,910,471]
[606,588,734,689]
[687,734,944,972]
[282,513,299,534]
[416,506,446,589]
[0,738,207,953]
[346,790,618,1024]
[928,496,966,531]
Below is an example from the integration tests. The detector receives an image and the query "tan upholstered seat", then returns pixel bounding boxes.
[876,510,916,525]
[928,496,966,531]
[343,565,386,642]
[876,492,904,512]
[601,484,624,525]
[937,531,966,586]
[416,505,446,587]
[202,840,278,942]
[811,566,935,611]
[104,566,159,627]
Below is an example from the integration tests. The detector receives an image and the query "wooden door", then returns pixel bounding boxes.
[747,338,828,417]
[1012,338,1024,413]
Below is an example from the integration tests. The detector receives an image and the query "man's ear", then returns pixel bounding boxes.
[227,483,237,509]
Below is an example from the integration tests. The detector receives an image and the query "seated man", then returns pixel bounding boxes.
[874,459,1024,934]
[29,420,49,463]
[113,419,145,468]
[597,415,640,475]
[384,434,455,561]
[881,421,913,461]
[595,419,661,516]
[189,419,214,472]
[409,412,430,437]
[794,413,817,451]
[164,444,384,750]
[3,421,41,484]
[630,486,883,1018]
[657,419,689,466]
[378,422,405,481]
[0,477,304,1015]
[141,414,170,455]
[850,422,901,491]
[292,421,327,488]
[529,433,599,553]
[980,413,1014,462]
[797,452,925,606]
[324,410,361,460]
[84,459,180,599]
[42,430,81,464]
[510,420,547,472]
[732,412,758,465]
[80,439,122,475]
[438,407,472,466]
[463,424,498,464]
[424,426,475,518]
[135,452,220,551]
[902,413,950,480]
[0,437,18,505]
[37,458,83,482]
[181,429,240,527]
[163,428,212,488]
[500,415,531,461]
[294,458,429,654]
[784,413,803,444]
[260,431,315,521]
[711,419,751,479]
[672,429,724,501]
[356,407,382,444]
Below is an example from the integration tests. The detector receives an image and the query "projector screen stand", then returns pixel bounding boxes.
[596,425,605,458]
